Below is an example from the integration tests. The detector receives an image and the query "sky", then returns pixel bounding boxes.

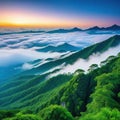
[0,0,120,28]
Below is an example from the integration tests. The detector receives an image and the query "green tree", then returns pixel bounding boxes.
[80,108,120,120]
[39,105,74,120]
[4,112,42,120]
[75,69,85,75]
[88,64,98,72]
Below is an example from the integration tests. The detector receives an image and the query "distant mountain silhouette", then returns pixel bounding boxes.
[0,25,119,36]
[46,25,120,33]
[105,24,120,30]
[0,30,45,35]
[86,26,104,31]
[47,27,82,33]
[36,43,80,52]
[86,24,120,31]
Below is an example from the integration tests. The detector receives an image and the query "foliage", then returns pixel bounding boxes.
[4,112,42,120]
[80,107,120,120]
[0,110,19,120]
[80,54,120,119]
[39,105,74,120]
[0,36,120,120]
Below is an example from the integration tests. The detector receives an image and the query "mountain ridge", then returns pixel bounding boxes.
[0,24,120,35]
[86,24,120,31]
[46,27,82,33]
[36,43,81,52]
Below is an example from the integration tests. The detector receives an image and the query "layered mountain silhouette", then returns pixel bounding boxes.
[0,30,45,35]
[47,24,120,33]
[1,25,119,35]
[86,24,120,31]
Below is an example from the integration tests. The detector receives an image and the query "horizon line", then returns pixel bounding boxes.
[0,24,119,29]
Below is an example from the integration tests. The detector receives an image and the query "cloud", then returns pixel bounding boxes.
[48,45,120,78]
[0,49,65,67]
[0,30,117,49]
[22,63,33,70]
[0,28,119,68]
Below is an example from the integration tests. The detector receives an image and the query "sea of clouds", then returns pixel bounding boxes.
[0,29,118,67]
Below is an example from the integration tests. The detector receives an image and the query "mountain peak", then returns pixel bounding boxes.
[92,26,100,29]
[59,42,72,47]
[111,24,119,27]
[105,24,120,30]
[86,26,101,31]
[71,27,82,31]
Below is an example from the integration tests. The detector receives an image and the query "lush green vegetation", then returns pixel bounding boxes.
[0,110,19,120]
[39,105,74,120]
[1,53,120,119]
[0,74,72,110]
[80,107,120,120]
[0,35,120,119]
[79,53,120,119]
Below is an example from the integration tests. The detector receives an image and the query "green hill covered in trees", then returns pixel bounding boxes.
[1,51,120,120]
[0,35,120,120]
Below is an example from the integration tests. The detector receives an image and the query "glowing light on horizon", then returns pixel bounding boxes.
[0,9,99,28]
[0,10,80,28]
[0,0,119,28]
[0,8,118,28]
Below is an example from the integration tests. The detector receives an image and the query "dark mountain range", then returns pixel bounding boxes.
[105,24,120,30]
[0,25,120,36]
[86,26,104,31]
[0,30,45,35]
[47,27,82,33]
[86,24,120,31]
[47,24,120,33]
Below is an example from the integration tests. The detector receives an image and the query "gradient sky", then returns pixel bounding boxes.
[0,0,120,28]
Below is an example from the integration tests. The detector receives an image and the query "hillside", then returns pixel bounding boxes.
[0,35,120,111]
[0,48,120,120]
[40,53,120,116]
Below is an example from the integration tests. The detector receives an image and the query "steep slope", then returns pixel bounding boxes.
[79,54,120,120]
[36,53,120,117]
[0,74,72,110]
[0,51,119,120]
